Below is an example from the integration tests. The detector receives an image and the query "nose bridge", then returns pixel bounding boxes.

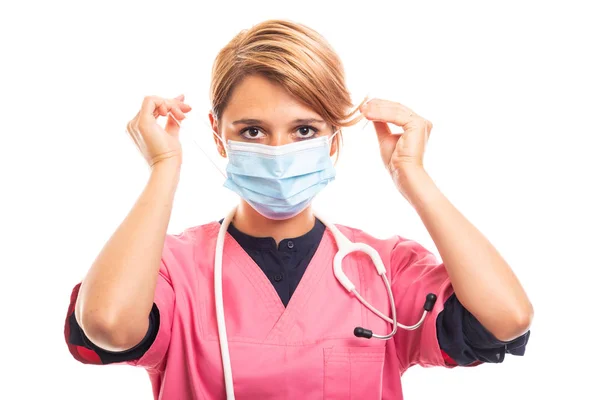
[270,129,289,146]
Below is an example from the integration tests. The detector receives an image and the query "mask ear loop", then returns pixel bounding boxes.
[328,128,341,145]
[201,119,229,158]
[328,93,373,146]
[361,96,373,128]
[168,111,228,179]
[327,109,372,150]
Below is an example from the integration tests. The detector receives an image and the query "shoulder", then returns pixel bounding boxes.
[165,221,220,248]
[160,221,221,276]
[331,223,398,247]
[331,223,438,269]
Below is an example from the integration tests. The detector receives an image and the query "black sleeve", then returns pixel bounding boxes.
[67,303,161,365]
[436,294,530,366]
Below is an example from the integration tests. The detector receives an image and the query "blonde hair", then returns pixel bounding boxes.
[209,19,365,156]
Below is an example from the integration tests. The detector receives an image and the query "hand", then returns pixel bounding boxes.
[126,95,192,168]
[360,98,433,181]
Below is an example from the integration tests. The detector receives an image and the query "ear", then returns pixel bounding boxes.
[209,113,227,158]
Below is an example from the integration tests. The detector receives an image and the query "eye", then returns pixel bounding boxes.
[295,126,318,140]
[240,127,266,140]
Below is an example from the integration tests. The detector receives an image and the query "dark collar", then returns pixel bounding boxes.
[223,218,326,252]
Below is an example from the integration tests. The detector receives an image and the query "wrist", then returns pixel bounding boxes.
[151,156,181,172]
[149,157,181,186]
[392,166,438,208]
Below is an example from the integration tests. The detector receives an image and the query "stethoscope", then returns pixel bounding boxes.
[214,206,438,400]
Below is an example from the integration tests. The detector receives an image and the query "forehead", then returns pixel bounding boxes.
[222,74,321,122]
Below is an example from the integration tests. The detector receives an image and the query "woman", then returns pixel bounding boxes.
[64,19,533,399]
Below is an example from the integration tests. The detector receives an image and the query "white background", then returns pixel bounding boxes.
[1,0,599,399]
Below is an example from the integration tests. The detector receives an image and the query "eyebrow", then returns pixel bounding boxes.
[232,118,326,125]
[293,118,326,125]
[232,118,263,125]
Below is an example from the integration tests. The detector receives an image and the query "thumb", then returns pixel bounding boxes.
[165,111,182,136]
[373,121,392,145]
[372,121,400,166]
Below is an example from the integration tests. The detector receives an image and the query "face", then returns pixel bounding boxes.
[210,74,337,157]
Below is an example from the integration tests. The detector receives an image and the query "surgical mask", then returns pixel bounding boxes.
[193,118,340,220]
[223,134,338,220]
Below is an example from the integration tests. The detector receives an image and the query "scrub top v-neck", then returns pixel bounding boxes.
[225,218,326,307]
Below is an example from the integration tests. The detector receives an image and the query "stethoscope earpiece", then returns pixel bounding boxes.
[424,293,437,312]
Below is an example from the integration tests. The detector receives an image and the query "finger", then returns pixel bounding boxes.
[165,105,187,135]
[141,96,185,119]
[153,104,188,123]
[154,107,187,127]
[141,95,167,118]
[360,98,419,128]
[172,94,192,113]
[165,112,181,135]
[153,103,169,118]
[372,121,393,144]
[167,105,186,120]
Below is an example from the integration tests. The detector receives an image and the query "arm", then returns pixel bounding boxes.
[75,95,191,352]
[361,98,533,342]
[75,161,180,351]
[398,167,533,341]
[437,294,530,366]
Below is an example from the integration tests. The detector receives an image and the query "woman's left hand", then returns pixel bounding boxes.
[360,98,433,185]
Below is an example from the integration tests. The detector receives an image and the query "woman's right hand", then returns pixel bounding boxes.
[126,94,192,168]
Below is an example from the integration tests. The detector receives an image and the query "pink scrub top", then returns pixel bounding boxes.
[65,221,456,399]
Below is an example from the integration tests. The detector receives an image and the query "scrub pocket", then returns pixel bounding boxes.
[323,346,386,399]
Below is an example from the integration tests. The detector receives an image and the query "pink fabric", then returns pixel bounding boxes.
[70,221,455,399]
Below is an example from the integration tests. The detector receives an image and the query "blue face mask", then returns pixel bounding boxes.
[223,135,337,220]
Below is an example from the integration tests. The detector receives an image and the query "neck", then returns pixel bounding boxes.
[232,200,316,245]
